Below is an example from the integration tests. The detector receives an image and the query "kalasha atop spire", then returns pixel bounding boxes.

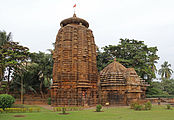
[60,14,89,28]
[73,13,77,17]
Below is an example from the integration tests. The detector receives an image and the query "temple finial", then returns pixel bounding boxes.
[73,4,76,17]
[73,13,76,17]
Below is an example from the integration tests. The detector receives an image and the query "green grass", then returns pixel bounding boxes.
[1,105,174,120]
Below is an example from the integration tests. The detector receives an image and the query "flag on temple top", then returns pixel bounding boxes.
[73,4,76,8]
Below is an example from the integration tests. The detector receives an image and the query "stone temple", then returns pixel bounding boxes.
[51,14,98,106]
[51,14,148,106]
[99,58,149,105]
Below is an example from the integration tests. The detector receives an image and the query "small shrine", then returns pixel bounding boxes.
[99,58,149,105]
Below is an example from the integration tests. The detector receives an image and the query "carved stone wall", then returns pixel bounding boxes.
[51,14,148,106]
[51,14,98,106]
[99,59,149,105]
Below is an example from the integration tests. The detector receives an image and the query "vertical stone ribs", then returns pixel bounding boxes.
[51,14,98,106]
[99,59,149,105]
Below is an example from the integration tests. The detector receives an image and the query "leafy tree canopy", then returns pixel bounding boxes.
[97,38,159,83]
[0,31,30,93]
[11,52,53,97]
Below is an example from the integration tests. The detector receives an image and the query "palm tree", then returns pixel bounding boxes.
[158,61,173,79]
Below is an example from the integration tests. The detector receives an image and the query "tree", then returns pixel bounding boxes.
[0,30,30,94]
[146,78,174,96]
[161,79,174,95]
[158,61,173,79]
[0,30,12,46]
[29,52,53,98]
[146,81,168,96]
[0,41,30,93]
[11,63,40,94]
[11,52,53,98]
[98,38,159,83]
[97,47,112,71]
[0,31,12,82]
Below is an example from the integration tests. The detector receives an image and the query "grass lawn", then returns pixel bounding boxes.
[1,105,174,120]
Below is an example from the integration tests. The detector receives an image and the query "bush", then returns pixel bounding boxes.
[0,108,3,113]
[0,94,15,110]
[47,97,51,105]
[130,102,138,109]
[96,104,102,112]
[28,108,33,112]
[144,101,152,110]
[130,102,152,111]
[134,104,143,111]
[0,107,40,113]
[62,107,66,114]
[167,104,171,110]
[53,107,83,112]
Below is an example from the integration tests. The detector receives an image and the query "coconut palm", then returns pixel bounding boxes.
[158,61,173,79]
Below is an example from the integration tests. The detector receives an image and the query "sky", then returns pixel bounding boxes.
[0,0,174,78]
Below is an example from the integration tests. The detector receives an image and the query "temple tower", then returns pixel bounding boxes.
[99,58,149,105]
[51,14,98,106]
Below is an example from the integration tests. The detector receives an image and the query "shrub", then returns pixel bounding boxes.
[62,107,66,114]
[47,97,51,105]
[167,104,171,110]
[134,104,143,111]
[144,101,152,110]
[53,107,83,112]
[57,107,61,111]
[22,108,27,112]
[0,107,41,113]
[0,108,4,113]
[96,104,102,112]
[131,102,152,111]
[130,102,138,109]
[0,94,15,110]
[28,108,33,112]
[36,108,40,112]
